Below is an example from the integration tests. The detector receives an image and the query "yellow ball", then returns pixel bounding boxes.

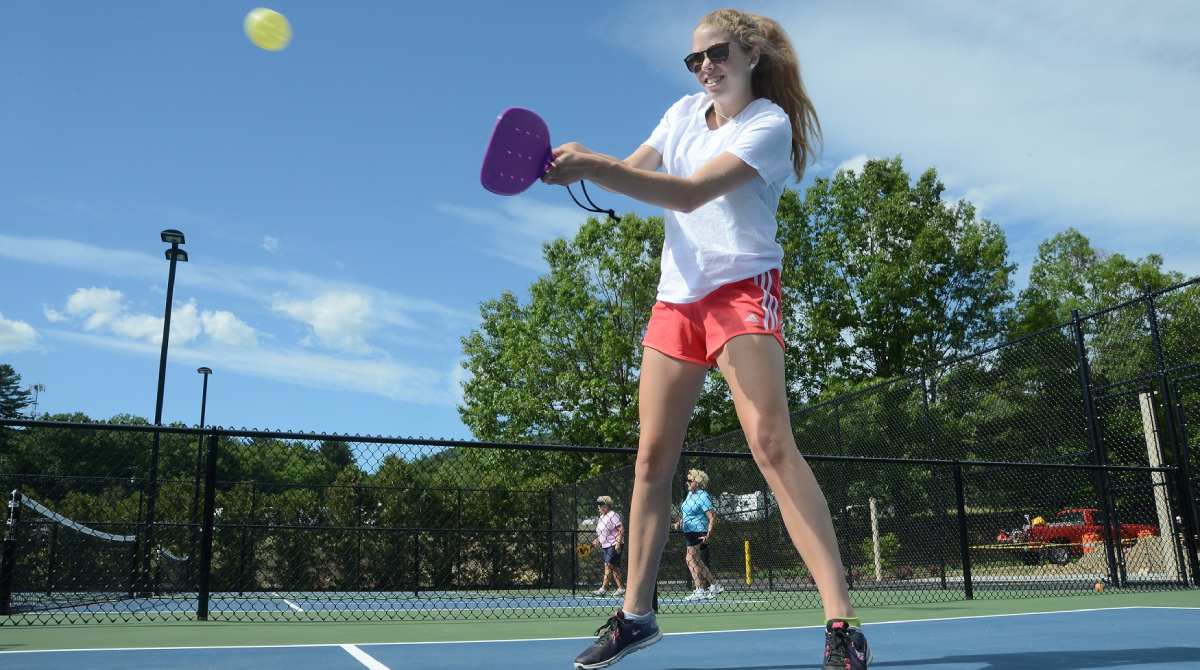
[244,8,292,52]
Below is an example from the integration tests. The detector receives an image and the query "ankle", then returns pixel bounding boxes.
[622,608,654,622]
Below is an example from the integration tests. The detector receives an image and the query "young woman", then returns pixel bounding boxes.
[592,496,626,596]
[543,9,871,670]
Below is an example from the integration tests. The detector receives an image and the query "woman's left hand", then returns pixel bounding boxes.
[541,142,599,186]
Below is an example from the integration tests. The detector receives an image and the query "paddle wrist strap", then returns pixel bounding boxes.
[565,181,618,222]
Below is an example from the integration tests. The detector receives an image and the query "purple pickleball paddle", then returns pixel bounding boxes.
[480,107,555,196]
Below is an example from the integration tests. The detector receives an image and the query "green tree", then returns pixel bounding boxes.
[1013,228,1189,382]
[458,214,664,482]
[0,364,32,419]
[1013,228,1185,333]
[777,158,1015,397]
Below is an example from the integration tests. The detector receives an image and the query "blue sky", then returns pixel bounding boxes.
[2,1,1197,440]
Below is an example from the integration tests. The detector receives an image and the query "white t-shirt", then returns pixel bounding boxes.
[643,92,794,303]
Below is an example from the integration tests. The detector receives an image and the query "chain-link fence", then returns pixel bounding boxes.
[1,279,1197,624]
[688,277,1200,583]
[0,422,1194,625]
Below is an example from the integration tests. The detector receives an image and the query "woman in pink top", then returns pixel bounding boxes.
[592,496,626,596]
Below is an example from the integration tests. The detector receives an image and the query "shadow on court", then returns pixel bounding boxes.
[660,646,1200,670]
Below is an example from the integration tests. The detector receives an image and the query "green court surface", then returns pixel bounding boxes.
[1,589,1196,653]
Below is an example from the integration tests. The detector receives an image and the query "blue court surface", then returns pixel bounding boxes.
[2,606,1197,669]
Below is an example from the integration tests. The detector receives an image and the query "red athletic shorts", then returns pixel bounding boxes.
[642,269,785,367]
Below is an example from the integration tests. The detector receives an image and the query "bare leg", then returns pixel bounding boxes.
[685,546,706,589]
[715,335,856,621]
[696,548,717,586]
[621,347,708,615]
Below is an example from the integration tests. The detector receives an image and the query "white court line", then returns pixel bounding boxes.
[271,592,304,613]
[341,644,391,670]
[1,605,1196,654]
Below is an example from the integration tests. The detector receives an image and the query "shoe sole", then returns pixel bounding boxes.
[573,630,662,670]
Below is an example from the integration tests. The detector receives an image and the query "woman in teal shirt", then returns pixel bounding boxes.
[674,469,722,601]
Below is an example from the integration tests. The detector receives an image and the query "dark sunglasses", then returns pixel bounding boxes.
[684,42,731,73]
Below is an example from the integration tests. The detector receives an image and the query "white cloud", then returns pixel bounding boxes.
[49,330,457,407]
[108,312,165,343]
[436,198,591,271]
[50,289,251,347]
[0,234,477,333]
[201,310,259,347]
[65,287,125,331]
[834,155,875,177]
[261,236,280,253]
[0,313,39,354]
[2,236,475,407]
[272,291,375,353]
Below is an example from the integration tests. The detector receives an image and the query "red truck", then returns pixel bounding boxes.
[996,508,1159,565]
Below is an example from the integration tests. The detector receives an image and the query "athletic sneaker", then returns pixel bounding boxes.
[707,583,724,597]
[614,587,626,596]
[823,619,871,670]
[592,587,607,595]
[683,588,708,601]
[573,610,662,669]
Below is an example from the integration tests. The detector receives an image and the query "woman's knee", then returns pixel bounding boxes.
[634,439,680,481]
[745,424,796,471]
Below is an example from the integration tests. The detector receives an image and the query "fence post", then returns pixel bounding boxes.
[1168,463,1200,585]
[1163,382,1200,585]
[1071,309,1123,587]
[197,433,219,621]
[0,489,23,615]
[189,429,205,589]
[1146,295,1200,585]
[952,464,973,600]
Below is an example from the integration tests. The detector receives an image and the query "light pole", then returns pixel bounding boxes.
[141,229,188,594]
[26,384,45,418]
[189,367,212,578]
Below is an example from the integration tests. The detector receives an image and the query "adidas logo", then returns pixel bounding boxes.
[743,314,760,324]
